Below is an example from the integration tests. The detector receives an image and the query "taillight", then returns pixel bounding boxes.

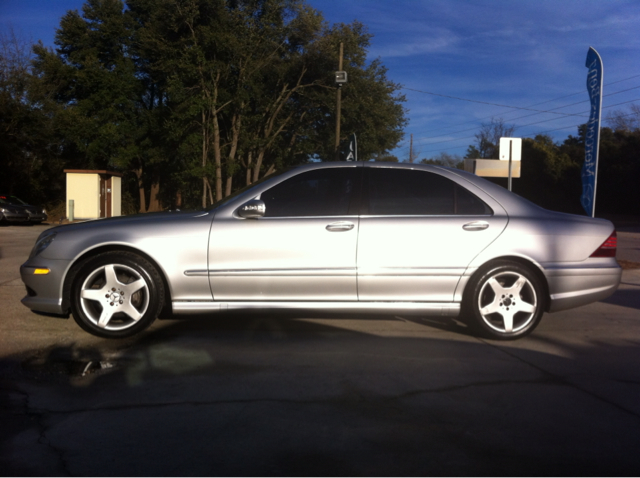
[590,230,617,258]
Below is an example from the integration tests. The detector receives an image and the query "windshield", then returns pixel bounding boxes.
[204,168,293,211]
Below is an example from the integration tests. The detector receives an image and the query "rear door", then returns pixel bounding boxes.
[357,166,508,302]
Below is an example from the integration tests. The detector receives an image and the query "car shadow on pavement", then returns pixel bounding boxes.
[0,317,640,476]
[601,288,640,310]
[3,315,640,476]
[395,315,476,337]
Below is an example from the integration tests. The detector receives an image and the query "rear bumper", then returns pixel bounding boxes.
[545,264,622,312]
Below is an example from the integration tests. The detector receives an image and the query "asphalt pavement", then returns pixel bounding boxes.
[1,222,639,476]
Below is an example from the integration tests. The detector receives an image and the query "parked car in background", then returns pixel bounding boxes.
[0,197,30,224]
[0,195,47,224]
[20,162,621,340]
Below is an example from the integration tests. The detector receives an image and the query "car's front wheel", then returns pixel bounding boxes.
[465,261,545,340]
[70,251,164,338]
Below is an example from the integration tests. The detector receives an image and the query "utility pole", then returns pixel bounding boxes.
[334,42,344,161]
[409,133,414,163]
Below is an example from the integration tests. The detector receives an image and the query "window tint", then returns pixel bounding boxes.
[261,168,359,217]
[366,168,492,216]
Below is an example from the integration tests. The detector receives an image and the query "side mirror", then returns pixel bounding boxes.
[237,199,266,219]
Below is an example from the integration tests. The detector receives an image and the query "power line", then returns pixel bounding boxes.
[503,98,640,134]
[401,74,640,140]
[407,88,640,147]
[395,75,640,158]
[399,99,640,153]
[404,103,640,156]
[402,87,586,117]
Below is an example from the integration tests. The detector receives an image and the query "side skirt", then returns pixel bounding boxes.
[172,301,460,317]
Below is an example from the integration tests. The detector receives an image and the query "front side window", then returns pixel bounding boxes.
[261,168,360,217]
[365,168,492,216]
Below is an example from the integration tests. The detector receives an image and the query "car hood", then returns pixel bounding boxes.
[50,210,210,233]
[37,210,215,261]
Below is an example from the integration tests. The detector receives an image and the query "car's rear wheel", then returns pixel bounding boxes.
[465,261,545,340]
[70,252,164,338]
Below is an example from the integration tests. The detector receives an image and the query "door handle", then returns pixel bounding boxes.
[326,221,355,232]
[463,221,489,231]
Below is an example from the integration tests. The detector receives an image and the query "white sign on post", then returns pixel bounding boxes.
[499,137,522,161]
[498,137,522,191]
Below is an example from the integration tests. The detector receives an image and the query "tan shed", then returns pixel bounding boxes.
[64,170,123,220]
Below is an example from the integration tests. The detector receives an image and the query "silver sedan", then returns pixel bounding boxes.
[20,162,621,340]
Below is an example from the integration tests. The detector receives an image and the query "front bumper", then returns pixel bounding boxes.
[20,257,73,315]
[27,212,48,223]
[2,211,30,223]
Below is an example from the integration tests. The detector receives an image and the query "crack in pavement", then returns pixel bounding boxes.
[1,386,71,477]
[481,340,640,421]
[4,375,589,417]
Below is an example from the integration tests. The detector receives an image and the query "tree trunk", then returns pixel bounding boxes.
[201,109,208,208]
[135,167,147,213]
[245,151,253,186]
[212,112,223,202]
[147,175,162,212]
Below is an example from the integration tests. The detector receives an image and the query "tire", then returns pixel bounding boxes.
[70,251,165,338]
[464,261,545,340]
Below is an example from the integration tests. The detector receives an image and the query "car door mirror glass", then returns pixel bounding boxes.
[237,199,266,219]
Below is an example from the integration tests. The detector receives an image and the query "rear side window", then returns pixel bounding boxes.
[365,168,492,216]
[261,168,360,217]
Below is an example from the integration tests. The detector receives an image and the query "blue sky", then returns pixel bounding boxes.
[3,0,640,160]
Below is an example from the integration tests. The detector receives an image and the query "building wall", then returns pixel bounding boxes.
[112,176,122,216]
[67,173,99,219]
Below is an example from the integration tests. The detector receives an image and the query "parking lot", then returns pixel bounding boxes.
[1,222,640,475]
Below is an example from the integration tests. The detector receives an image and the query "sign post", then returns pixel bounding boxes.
[499,137,522,191]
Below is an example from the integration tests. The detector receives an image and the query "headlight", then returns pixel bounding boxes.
[29,232,57,259]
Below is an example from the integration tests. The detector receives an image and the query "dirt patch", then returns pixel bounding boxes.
[618,259,640,270]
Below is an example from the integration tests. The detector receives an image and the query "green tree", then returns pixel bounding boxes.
[27,0,407,211]
[132,0,406,206]
[0,27,64,205]
[515,135,579,212]
[32,0,169,212]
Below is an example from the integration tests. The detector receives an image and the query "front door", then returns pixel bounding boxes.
[208,167,362,301]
